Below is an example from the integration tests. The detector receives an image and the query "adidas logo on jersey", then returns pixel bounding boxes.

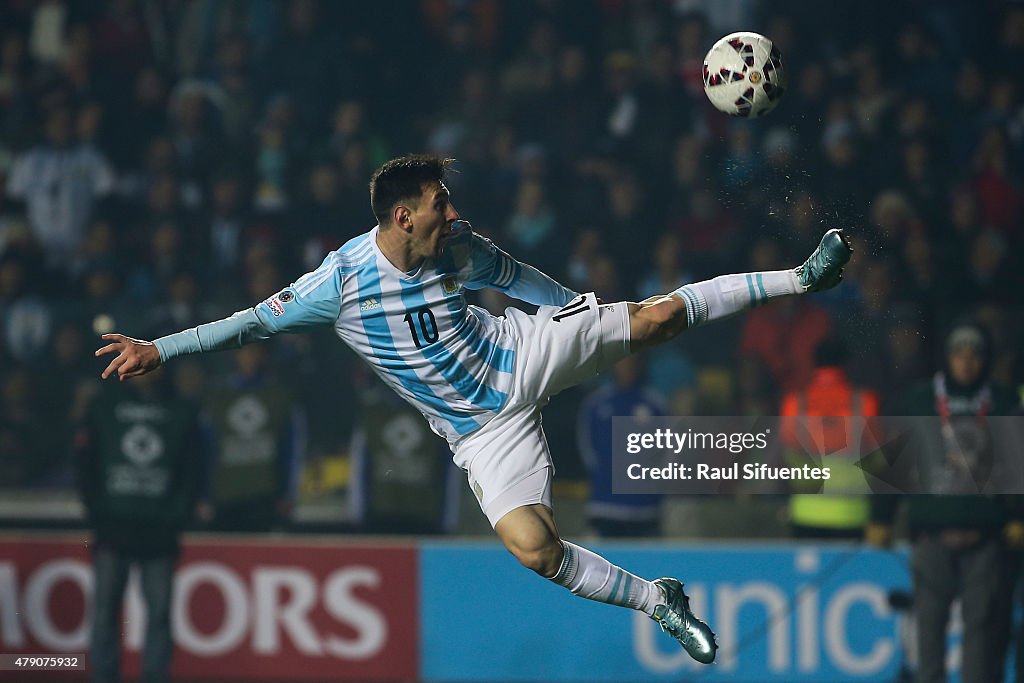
[360,297,381,311]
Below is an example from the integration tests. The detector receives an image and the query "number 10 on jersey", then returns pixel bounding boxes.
[403,307,439,348]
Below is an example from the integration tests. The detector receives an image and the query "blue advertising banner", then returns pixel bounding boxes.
[420,543,916,682]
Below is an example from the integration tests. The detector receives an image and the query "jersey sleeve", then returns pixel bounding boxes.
[462,227,514,289]
[156,255,346,361]
[254,254,344,333]
[154,309,273,361]
[463,227,577,307]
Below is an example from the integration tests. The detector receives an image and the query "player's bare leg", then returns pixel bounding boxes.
[629,228,852,349]
[493,505,562,576]
[494,505,718,664]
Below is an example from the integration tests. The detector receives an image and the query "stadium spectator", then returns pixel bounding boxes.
[77,257,135,333]
[289,161,345,272]
[200,167,253,290]
[121,219,185,306]
[542,45,601,165]
[636,231,694,301]
[599,168,657,292]
[38,320,96,484]
[871,306,931,411]
[263,1,336,110]
[0,31,33,143]
[207,30,256,146]
[815,114,870,222]
[105,65,167,169]
[578,355,666,537]
[6,107,115,272]
[146,268,220,339]
[335,135,375,215]
[837,257,905,390]
[165,84,225,203]
[504,177,560,276]
[326,99,390,170]
[1,256,56,363]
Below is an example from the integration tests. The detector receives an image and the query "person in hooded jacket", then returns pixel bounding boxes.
[866,321,1024,683]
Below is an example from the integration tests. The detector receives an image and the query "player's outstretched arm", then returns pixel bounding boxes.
[95,333,162,381]
[94,251,345,381]
[95,308,275,381]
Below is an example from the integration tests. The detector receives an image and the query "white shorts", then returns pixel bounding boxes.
[453,293,631,526]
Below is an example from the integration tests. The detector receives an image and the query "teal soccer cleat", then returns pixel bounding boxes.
[651,578,718,664]
[795,228,853,292]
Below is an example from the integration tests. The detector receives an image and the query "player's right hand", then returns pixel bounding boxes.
[95,333,162,381]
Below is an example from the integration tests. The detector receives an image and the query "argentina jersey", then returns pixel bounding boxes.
[254,221,524,442]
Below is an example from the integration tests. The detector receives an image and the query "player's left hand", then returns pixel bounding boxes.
[95,333,162,381]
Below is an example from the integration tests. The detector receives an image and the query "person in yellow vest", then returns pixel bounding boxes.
[780,338,880,539]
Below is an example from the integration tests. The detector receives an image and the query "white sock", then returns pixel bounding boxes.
[548,541,664,616]
[673,270,800,328]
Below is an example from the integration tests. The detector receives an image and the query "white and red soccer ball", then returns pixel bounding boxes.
[703,32,787,118]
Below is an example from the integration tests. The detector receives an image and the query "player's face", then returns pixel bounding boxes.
[409,182,460,260]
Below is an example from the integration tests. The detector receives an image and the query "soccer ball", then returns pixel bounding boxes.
[702,32,787,118]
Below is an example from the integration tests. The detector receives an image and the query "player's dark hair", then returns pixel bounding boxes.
[369,154,454,225]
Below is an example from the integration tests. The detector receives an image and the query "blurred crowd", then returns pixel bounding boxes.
[1,0,1022,499]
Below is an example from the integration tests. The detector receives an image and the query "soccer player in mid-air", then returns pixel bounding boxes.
[97,155,852,664]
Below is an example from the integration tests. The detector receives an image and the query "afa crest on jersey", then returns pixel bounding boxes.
[441,276,459,296]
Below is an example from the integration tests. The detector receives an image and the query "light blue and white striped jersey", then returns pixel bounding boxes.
[253,222,576,442]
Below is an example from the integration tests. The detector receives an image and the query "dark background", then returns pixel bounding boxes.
[0,0,1020,532]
